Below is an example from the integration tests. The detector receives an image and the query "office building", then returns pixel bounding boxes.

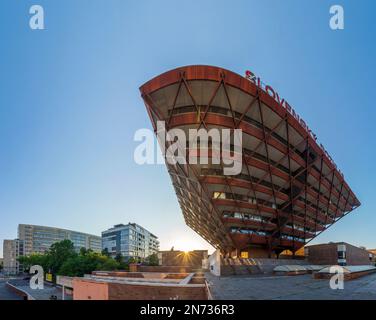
[18,224,101,255]
[140,65,360,258]
[102,223,159,260]
[3,239,23,275]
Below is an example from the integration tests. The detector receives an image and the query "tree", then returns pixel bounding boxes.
[100,258,120,271]
[48,240,77,274]
[17,239,125,278]
[80,247,94,256]
[146,253,159,266]
[115,253,123,263]
[58,250,122,276]
[101,248,110,257]
[18,253,49,272]
[127,257,138,264]
[58,255,82,276]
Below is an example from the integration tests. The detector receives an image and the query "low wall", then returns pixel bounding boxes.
[92,271,145,278]
[274,270,307,276]
[313,268,376,280]
[73,279,109,300]
[190,275,206,284]
[108,282,207,300]
[91,271,189,280]
[130,265,194,273]
[73,278,207,300]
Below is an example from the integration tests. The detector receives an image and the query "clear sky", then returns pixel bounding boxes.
[1,0,375,257]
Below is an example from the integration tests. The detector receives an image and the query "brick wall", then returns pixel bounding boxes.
[108,282,207,300]
[307,242,372,265]
[307,243,338,265]
[73,278,207,300]
[73,279,109,300]
[129,264,138,272]
[346,244,372,265]
[189,275,206,284]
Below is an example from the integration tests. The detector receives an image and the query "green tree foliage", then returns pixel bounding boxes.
[101,258,121,271]
[127,257,138,264]
[115,253,123,263]
[17,240,124,278]
[145,253,159,266]
[60,250,122,276]
[101,248,110,257]
[18,253,49,271]
[48,240,76,274]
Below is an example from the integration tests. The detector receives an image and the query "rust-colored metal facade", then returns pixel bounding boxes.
[139,65,360,257]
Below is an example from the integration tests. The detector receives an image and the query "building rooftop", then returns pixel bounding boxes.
[18,224,101,238]
[102,223,158,239]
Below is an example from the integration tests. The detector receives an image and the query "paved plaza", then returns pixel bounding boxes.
[206,272,376,300]
[0,280,22,300]
[6,279,63,300]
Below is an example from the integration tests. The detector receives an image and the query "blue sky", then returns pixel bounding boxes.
[1,0,375,257]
